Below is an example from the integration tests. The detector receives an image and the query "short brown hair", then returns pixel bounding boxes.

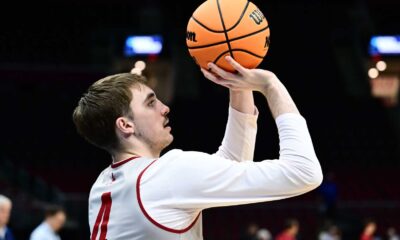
[73,73,147,151]
[44,205,65,218]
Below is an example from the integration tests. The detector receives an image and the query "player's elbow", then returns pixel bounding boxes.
[301,156,323,190]
[283,154,323,191]
[310,163,323,189]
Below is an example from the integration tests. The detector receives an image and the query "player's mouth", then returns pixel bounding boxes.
[163,118,170,128]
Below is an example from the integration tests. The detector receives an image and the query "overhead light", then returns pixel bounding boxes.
[368,68,379,78]
[376,61,387,71]
[370,35,400,55]
[124,35,163,56]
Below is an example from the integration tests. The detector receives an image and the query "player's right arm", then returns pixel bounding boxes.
[161,58,322,209]
[139,59,322,220]
[161,113,322,210]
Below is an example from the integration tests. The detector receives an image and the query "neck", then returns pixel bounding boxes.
[112,147,160,163]
[45,220,55,232]
[286,229,295,236]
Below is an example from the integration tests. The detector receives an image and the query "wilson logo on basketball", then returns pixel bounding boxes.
[249,9,265,25]
[264,36,270,48]
[186,31,198,42]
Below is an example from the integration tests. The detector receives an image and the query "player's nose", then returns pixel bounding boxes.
[161,103,170,116]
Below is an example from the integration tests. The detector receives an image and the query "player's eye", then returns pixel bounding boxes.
[148,99,155,107]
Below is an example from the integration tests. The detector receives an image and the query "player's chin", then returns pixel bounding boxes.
[162,134,174,149]
[163,126,173,138]
[167,133,174,143]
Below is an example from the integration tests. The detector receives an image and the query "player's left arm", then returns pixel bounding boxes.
[229,90,255,115]
[212,89,258,162]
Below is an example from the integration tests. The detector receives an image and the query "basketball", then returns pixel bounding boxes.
[186,0,270,72]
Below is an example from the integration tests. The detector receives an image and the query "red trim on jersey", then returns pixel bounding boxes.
[99,193,112,240]
[91,192,112,240]
[136,160,201,234]
[111,156,140,168]
[91,198,106,240]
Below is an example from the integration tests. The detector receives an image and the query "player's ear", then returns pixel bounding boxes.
[115,117,135,136]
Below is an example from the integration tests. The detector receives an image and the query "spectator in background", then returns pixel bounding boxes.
[319,223,341,240]
[240,223,259,240]
[256,228,272,240]
[387,227,400,240]
[30,205,66,240]
[275,218,299,240]
[0,195,14,240]
[360,219,377,240]
[318,172,338,219]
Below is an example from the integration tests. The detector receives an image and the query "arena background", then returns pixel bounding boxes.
[0,0,399,239]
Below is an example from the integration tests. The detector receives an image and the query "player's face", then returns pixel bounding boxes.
[130,84,173,151]
[0,203,11,227]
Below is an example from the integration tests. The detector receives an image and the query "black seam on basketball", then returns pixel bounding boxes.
[213,49,264,64]
[213,49,230,64]
[191,16,225,33]
[229,25,269,43]
[225,1,250,32]
[188,40,227,50]
[188,25,269,49]
[216,0,234,58]
[191,1,249,34]
[232,49,265,58]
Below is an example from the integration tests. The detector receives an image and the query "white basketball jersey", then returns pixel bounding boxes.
[89,155,203,240]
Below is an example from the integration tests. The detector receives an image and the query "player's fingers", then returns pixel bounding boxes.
[217,80,242,90]
[225,56,248,76]
[220,83,240,91]
[201,69,238,88]
[201,68,219,82]
[207,62,236,80]
[201,68,227,85]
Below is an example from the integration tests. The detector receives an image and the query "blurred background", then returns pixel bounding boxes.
[0,0,399,239]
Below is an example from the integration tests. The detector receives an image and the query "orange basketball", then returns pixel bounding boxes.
[186,0,270,72]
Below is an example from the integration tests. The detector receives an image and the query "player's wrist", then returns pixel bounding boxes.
[229,89,252,95]
[260,75,279,95]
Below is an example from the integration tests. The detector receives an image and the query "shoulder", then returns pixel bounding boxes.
[30,223,58,239]
[96,166,112,180]
[158,149,238,173]
[157,149,219,168]
[141,149,214,178]
[89,166,111,189]
[30,223,45,239]
[5,227,14,237]
[160,149,212,161]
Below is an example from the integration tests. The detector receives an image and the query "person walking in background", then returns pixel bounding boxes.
[319,223,341,240]
[0,195,14,240]
[360,219,377,240]
[387,227,400,240]
[256,228,272,240]
[240,223,259,240]
[275,218,300,240]
[318,172,338,219]
[30,205,66,240]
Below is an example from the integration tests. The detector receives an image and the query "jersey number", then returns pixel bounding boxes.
[91,192,112,240]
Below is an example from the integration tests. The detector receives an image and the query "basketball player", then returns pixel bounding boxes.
[73,56,323,240]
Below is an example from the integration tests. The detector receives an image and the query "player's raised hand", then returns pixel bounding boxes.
[201,56,277,92]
